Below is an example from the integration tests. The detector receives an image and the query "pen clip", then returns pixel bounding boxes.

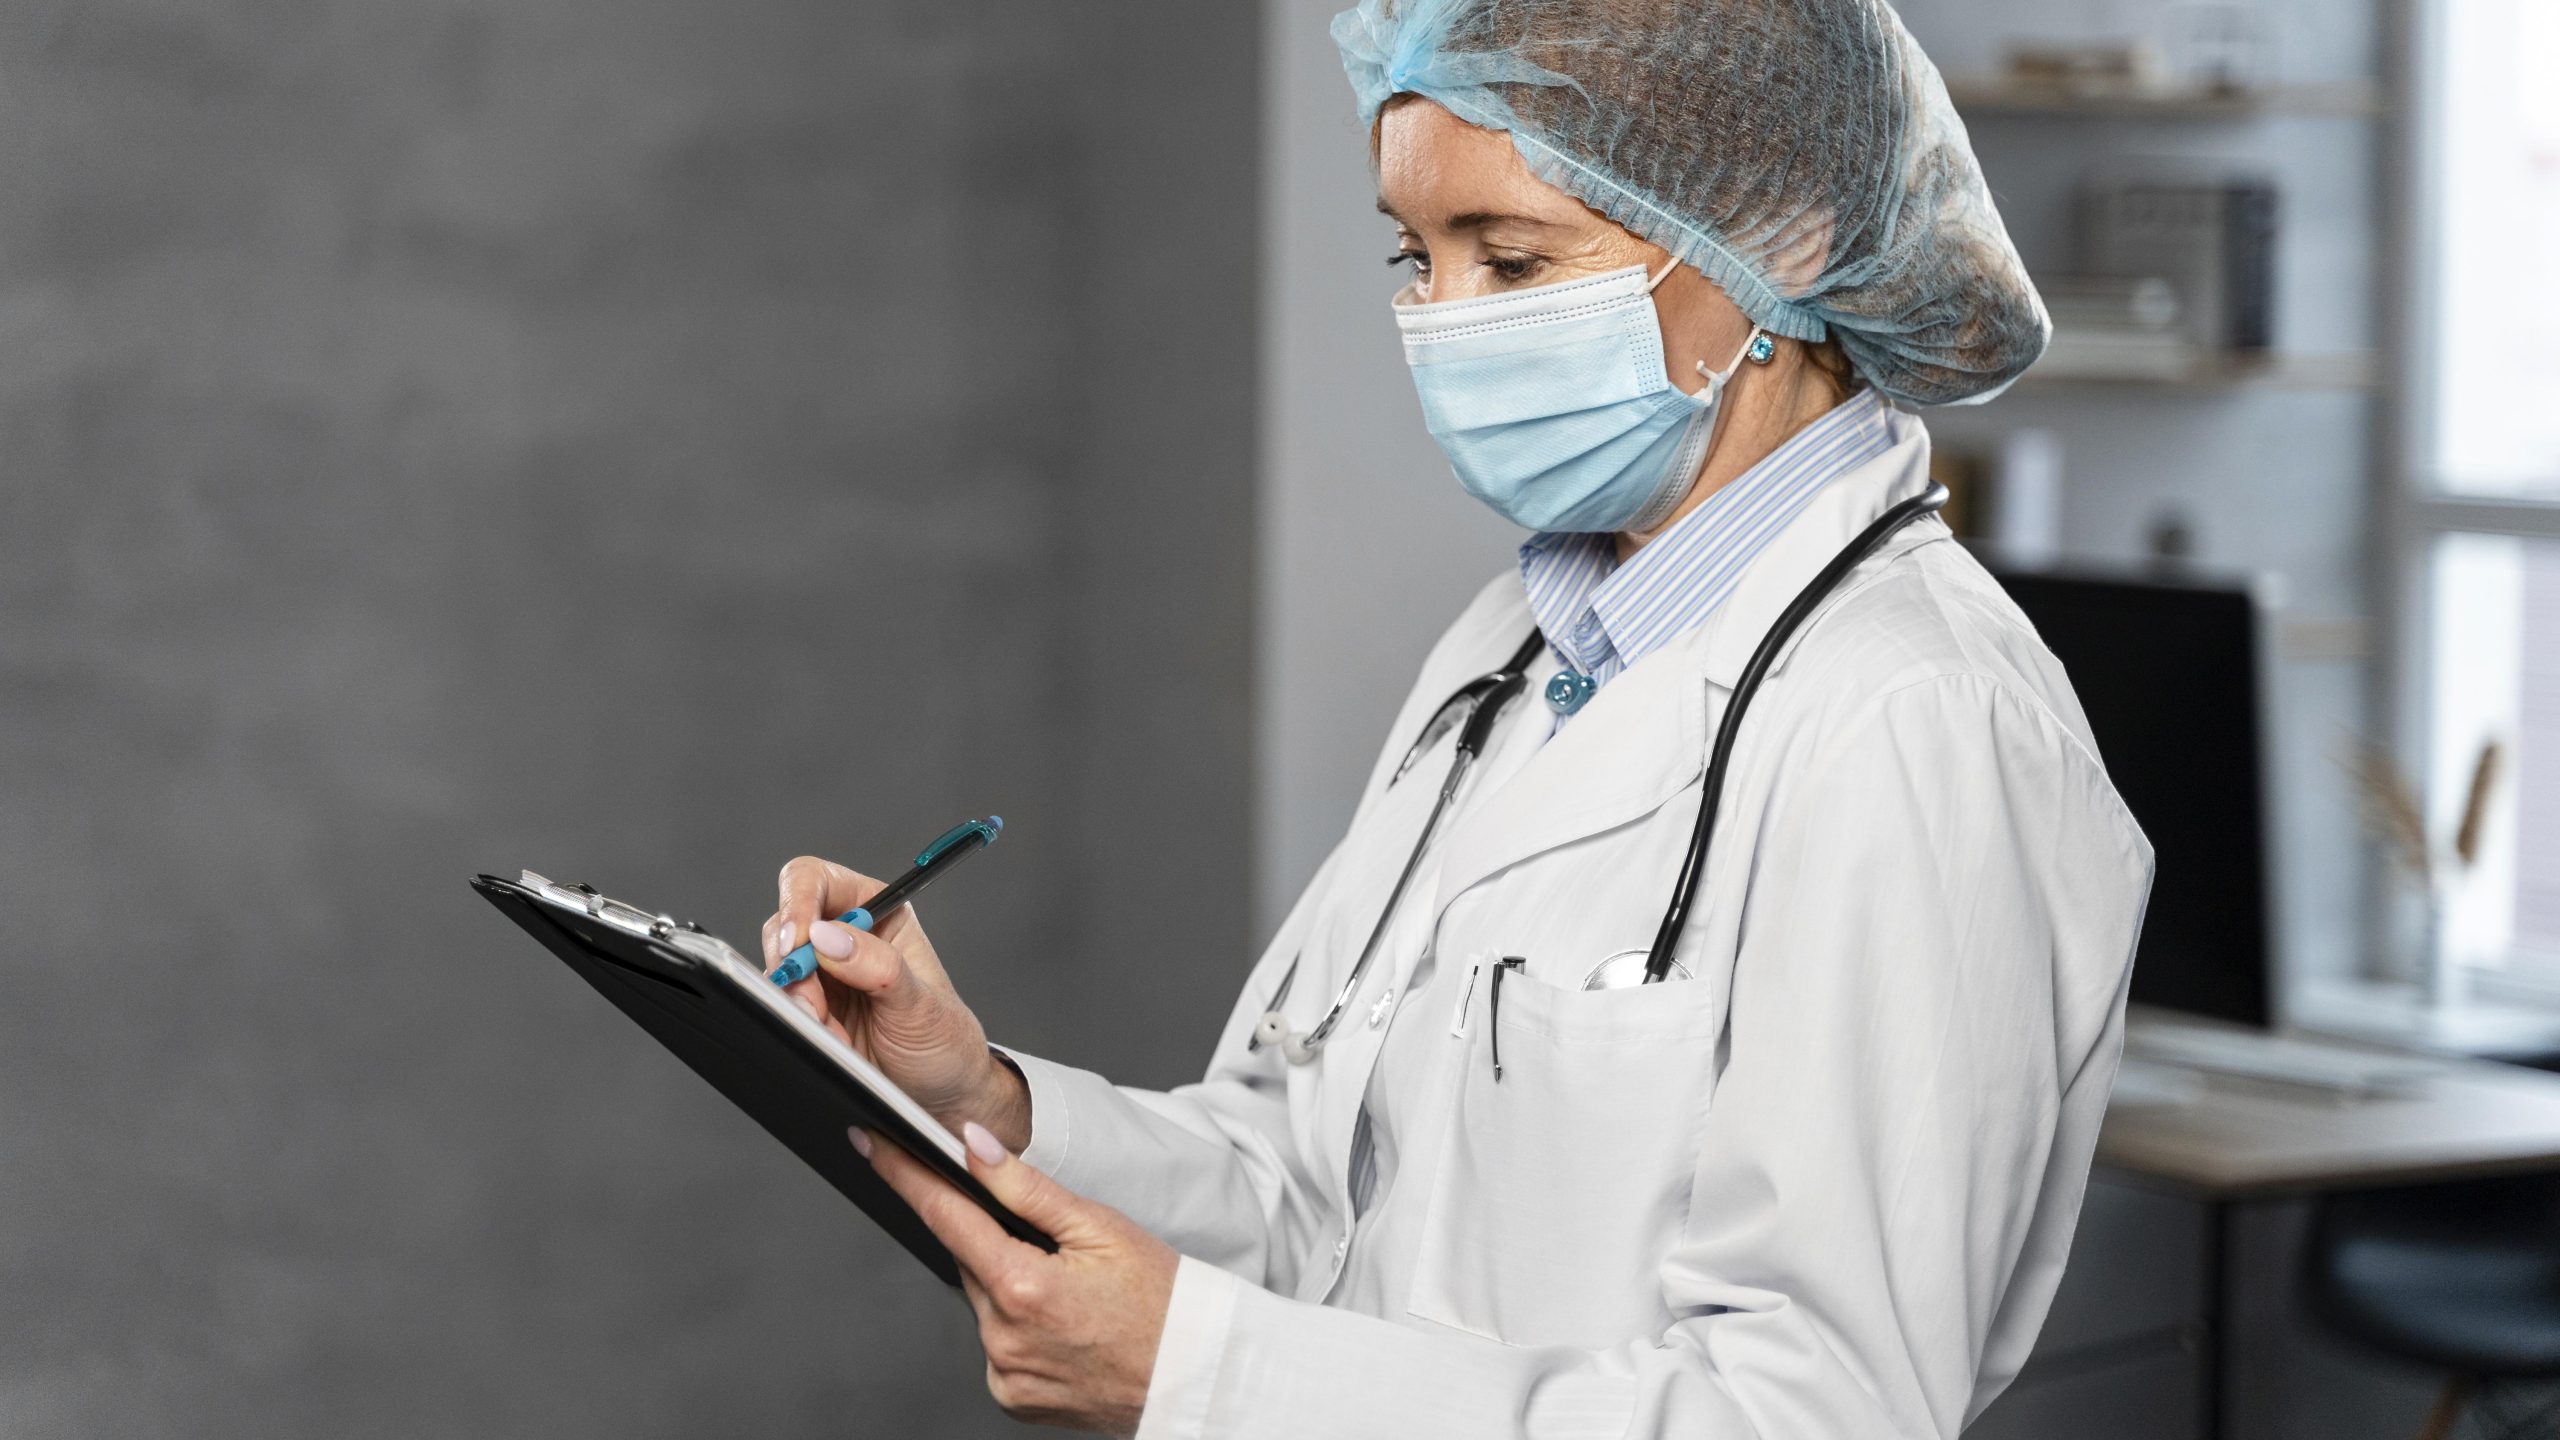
[915,816,1002,867]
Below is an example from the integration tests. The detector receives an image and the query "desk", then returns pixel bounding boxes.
[1976,1008,2560,1440]
[2290,976,2560,1067]
[2101,1013,2560,1196]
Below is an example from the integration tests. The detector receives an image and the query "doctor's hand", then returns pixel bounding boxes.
[764,855,1031,1149]
[858,1121,1176,1438]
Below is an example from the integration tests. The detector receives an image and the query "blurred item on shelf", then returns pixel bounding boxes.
[2079,172,2278,354]
[1998,37,2172,98]
[1990,429,2065,567]
[2170,1,2269,94]
[1944,77,2382,118]
[2038,274,2195,381]
[2019,348,2377,390]
[2048,275,2183,332]
[2147,506,2200,566]
[1927,444,1986,540]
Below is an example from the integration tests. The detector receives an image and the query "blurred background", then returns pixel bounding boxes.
[2,0,2554,1436]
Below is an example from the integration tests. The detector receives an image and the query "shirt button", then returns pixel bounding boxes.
[1333,1234,1350,1261]
[1545,669,1597,715]
[1367,988,1396,1029]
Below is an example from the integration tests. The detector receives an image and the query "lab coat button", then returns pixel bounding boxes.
[1333,1235,1350,1261]
[1367,988,1396,1029]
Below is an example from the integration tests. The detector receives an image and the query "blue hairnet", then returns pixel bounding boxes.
[1334,0,2048,406]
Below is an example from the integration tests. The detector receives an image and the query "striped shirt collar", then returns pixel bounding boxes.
[1519,388,1895,691]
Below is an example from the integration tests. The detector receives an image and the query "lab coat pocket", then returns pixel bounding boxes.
[1408,966,1723,1348]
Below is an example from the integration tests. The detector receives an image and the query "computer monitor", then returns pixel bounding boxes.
[1983,564,2275,1029]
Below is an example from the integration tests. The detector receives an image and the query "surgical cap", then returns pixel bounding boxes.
[1334,0,2047,406]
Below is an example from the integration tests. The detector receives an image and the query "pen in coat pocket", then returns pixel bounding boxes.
[1490,956,1526,1081]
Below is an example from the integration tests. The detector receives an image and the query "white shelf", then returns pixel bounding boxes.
[1946,79,2383,120]
[2010,350,2378,393]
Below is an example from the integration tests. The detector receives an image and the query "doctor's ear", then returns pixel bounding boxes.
[1801,334,1860,400]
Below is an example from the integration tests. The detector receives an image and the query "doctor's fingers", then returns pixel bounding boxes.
[808,922,936,1014]
[957,1281,1091,1423]
[861,1130,1033,1291]
[772,855,885,958]
[779,972,853,1043]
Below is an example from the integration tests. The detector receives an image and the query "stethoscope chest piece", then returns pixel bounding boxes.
[1583,949,1693,990]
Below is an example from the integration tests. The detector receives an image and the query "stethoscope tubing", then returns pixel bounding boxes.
[1255,483,1947,1055]
[1250,636,1539,1059]
[1293,742,1473,1058]
[1638,482,1950,981]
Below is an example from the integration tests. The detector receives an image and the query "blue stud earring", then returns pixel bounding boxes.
[1746,332,1778,365]
[1544,670,1598,716]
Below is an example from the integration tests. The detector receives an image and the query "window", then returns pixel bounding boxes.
[2427,0,2560,498]
[2410,0,2560,987]
[2427,535,2560,971]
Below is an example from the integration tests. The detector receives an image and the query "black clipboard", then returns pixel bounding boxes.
[472,871,1055,1286]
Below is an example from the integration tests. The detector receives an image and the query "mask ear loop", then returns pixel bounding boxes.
[1649,258,1779,401]
[1630,325,1775,544]
[1693,325,1775,400]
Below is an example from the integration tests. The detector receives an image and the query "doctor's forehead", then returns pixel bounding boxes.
[1372,99,1588,234]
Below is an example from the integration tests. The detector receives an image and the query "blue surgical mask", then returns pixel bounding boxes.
[1395,262,1770,534]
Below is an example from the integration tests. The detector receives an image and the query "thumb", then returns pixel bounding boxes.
[961,1121,1107,1247]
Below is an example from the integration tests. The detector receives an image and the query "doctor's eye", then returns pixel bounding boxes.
[1386,248,1430,277]
[1483,252,1545,283]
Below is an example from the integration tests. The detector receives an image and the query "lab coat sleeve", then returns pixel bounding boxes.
[991,572,1535,1286]
[989,843,1350,1290]
[991,1046,1321,1290]
[1131,673,2152,1440]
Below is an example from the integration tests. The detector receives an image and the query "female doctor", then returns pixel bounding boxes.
[764,2,2152,1436]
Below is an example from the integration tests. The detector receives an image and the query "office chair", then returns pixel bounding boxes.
[2303,1172,2560,1440]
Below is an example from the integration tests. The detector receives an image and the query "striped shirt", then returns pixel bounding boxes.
[1519,387,1894,700]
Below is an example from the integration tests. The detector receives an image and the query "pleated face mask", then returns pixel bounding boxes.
[1395,261,1770,534]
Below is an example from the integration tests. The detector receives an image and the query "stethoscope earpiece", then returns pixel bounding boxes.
[1252,1007,1324,1065]
[1251,1011,1289,1053]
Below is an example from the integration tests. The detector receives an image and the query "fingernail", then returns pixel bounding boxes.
[810,919,855,958]
[849,1127,873,1159]
[962,1121,1008,1167]
[776,921,797,955]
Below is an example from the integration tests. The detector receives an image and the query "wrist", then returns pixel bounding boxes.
[978,1047,1035,1153]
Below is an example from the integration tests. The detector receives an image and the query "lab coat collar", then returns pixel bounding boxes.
[1424,636,1706,932]
[1686,400,1942,691]
[1423,401,1943,927]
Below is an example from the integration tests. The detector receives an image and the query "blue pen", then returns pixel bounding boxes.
[769,816,1003,986]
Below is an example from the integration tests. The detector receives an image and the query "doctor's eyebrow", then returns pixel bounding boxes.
[1375,196,1565,233]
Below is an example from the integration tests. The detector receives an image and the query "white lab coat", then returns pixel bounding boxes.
[1001,413,2153,1440]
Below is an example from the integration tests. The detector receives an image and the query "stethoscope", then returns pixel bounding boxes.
[1248,482,1950,1065]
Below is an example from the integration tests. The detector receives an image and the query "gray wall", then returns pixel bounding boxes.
[0,2,1255,1437]
[1256,0,1517,929]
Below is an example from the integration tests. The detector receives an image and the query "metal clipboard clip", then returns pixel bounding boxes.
[519,870,709,945]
